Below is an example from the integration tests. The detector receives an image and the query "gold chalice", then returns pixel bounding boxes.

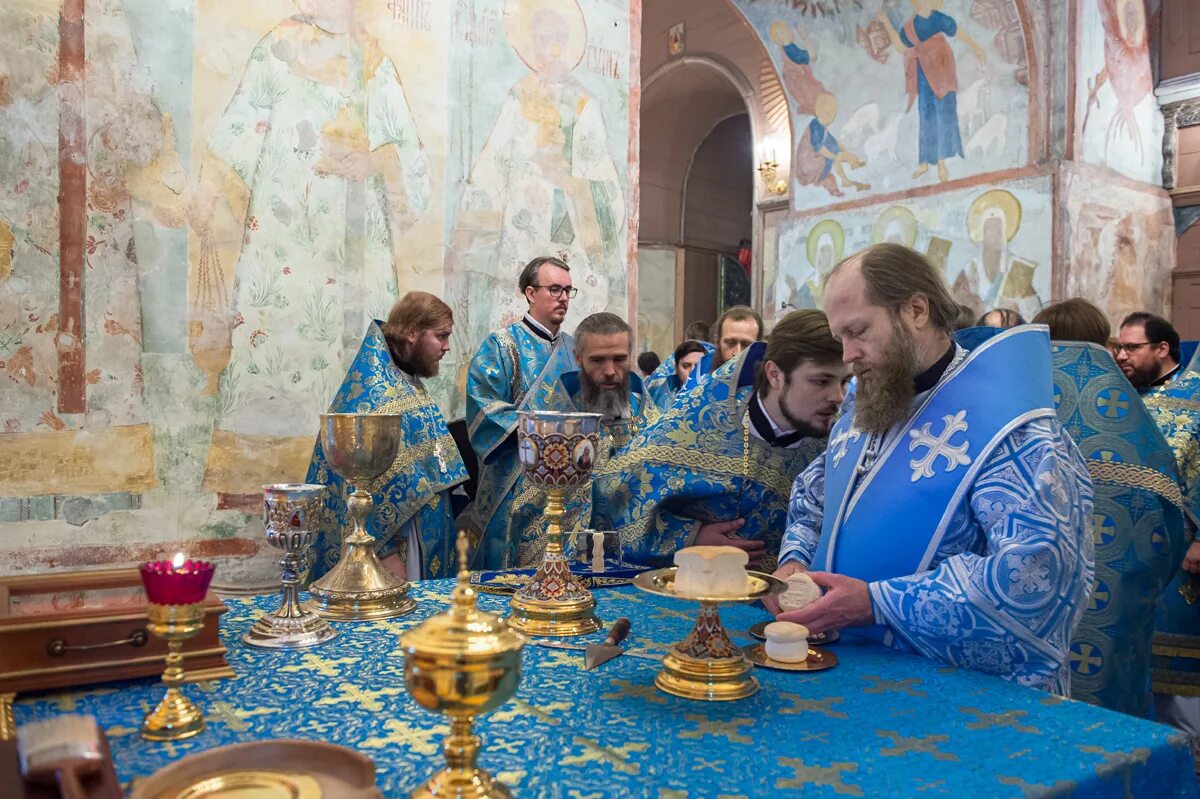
[402,534,525,799]
[307,413,416,621]
[506,411,602,636]
[633,568,785,701]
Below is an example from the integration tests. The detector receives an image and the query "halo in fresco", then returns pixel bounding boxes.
[967,189,1021,243]
[503,0,588,73]
[871,205,918,246]
[806,219,845,269]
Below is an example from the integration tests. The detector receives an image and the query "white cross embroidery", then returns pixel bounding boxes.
[434,442,447,472]
[907,410,971,482]
[830,426,862,467]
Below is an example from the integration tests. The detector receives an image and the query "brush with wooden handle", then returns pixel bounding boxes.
[17,715,120,799]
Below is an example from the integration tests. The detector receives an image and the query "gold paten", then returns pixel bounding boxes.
[402,534,525,799]
[506,412,603,637]
[306,414,416,621]
[633,568,785,701]
[743,643,839,673]
[142,603,207,741]
[173,771,322,798]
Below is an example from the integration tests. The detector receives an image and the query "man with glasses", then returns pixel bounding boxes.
[1116,312,1184,392]
[464,255,580,569]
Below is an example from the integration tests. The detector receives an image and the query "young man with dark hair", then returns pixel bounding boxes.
[636,351,661,377]
[465,255,579,569]
[1116,311,1181,392]
[594,309,847,569]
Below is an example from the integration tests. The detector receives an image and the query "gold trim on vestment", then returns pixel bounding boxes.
[598,443,796,500]
[370,434,460,491]
[1086,459,1185,511]
[1145,395,1200,414]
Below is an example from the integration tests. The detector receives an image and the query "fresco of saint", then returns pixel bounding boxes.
[189,0,431,499]
[876,0,987,182]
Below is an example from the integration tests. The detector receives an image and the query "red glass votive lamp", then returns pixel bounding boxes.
[139,557,215,605]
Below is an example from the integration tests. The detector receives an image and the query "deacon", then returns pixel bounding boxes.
[593,309,848,568]
[770,244,1094,693]
[646,339,709,410]
[1117,312,1200,731]
[506,313,659,566]
[644,320,715,411]
[465,255,578,569]
[307,292,468,580]
[677,305,765,395]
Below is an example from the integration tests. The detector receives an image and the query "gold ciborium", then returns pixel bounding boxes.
[402,534,525,799]
[243,483,338,649]
[633,568,785,701]
[307,413,416,621]
[506,411,603,636]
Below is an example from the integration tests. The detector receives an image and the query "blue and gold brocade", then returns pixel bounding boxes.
[1146,368,1200,696]
[306,322,467,580]
[465,322,577,569]
[593,343,824,567]
[1051,342,1187,717]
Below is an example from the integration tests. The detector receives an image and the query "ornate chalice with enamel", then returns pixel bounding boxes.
[506,411,603,636]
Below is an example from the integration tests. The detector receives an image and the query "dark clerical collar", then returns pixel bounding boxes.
[914,342,956,394]
[1149,364,1181,390]
[523,314,557,343]
[749,395,804,448]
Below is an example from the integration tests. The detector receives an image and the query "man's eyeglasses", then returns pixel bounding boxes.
[1112,341,1156,355]
[532,284,578,299]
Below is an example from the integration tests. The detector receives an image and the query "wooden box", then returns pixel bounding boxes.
[0,568,234,697]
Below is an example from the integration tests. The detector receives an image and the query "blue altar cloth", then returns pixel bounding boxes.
[14,583,1200,798]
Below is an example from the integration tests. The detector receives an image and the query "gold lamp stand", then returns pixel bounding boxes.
[142,603,206,741]
[506,411,603,637]
[403,534,525,799]
[307,413,416,621]
[633,568,784,701]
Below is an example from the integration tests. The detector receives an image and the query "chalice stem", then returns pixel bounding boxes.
[445,715,481,774]
[544,488,565,558]
[344,484,375,545]
[279,551,304,619]
[162,638,185,697]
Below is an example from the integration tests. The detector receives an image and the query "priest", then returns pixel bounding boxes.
[464,256,578,569]
[307,292,468,580]
[507,312,659,565]
[593,309,848,568]
[770,244,1094,693]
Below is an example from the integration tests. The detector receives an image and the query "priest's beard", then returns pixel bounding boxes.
[580,372,630,421]
[852,315,920,436]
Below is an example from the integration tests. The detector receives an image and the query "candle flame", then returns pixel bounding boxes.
[172,552,185,569]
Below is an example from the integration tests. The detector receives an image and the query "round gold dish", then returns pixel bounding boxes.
[175,771,321,798]
[633,568,785,701]
[744,643,839,672]
[747,620,839,645]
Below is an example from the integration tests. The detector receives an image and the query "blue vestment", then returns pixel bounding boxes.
[899,11,964,165]
[644,341,715,411]
[306,322,468,580]
[594,343,825,567]
[782,327,1095,693]
[465,320,577,569]
[1050,342,1187,717]
[1147,367,1200,697]
[807,118,840,180]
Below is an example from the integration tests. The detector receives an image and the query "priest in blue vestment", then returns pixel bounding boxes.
[464,256,579,569]
[773,244,1094,694]
[593,309,848,568]
[644,339,714,411]
[307,292,468,580]
[510,312,660,565]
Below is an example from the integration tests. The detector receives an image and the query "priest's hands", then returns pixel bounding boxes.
[776,571,873,634]
[695,519,767,568]
[1184,541,1200,574]
[762,559,807,615]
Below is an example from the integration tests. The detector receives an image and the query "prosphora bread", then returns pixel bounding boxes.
[673,546,749,597]
[764,621,810,663]
[778,572,822,612]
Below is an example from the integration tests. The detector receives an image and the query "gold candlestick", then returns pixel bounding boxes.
[402,534,525,798]
[142,602,207,741]
[633,568,785,701]
[507,411,603,637]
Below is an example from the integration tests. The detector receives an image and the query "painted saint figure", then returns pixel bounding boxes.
[189,0,431,499]
[877,1,987,183]
[793,94,869,196]
[768,20,827,116]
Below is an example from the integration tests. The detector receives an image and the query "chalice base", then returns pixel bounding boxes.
[306,535,417,621]
[142,688,206,741]
[242,608,338,649]
[655,649,758,701]
[411,767,512,799]
[506,593,601,637]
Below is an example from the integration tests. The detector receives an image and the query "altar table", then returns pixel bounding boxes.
[14,581,1200,798]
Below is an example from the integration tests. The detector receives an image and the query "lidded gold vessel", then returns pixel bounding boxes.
[401,534,525,799]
